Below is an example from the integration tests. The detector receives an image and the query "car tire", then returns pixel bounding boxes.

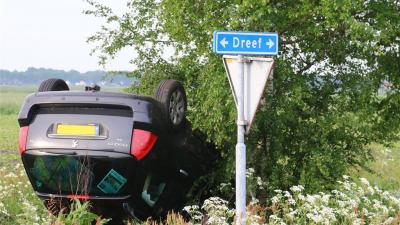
[38,78,69,92]
[155,80,187,130]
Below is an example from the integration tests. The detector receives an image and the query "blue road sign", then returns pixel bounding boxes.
[213,31,278,55]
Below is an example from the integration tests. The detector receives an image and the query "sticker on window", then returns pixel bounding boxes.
[97,169,127,194]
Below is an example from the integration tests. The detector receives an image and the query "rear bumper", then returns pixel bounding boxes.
[35,192,132,201]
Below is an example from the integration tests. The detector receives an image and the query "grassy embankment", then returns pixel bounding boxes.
[0,86,32,152]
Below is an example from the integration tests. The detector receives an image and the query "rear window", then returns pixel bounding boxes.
[23,152,138,197]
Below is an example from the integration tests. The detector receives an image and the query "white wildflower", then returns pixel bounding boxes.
[343,181,352,191]
[297,194,305,201]
[367,186,375,194]
[306,195,316,204]
[357,187,364,195]
[287,198,296,205]
[0,202,9,216]
[383,217,394,224]
[287,209,297,220]
[360,177,370,186]
[250,196,259,205]
[271,196,280,204]
[321,194,330,204]
[4,172,17,178]
[246,168,255,178]
[350,199,358,208]
[374,185,382,194]
[256,177,265,190]
[290,185,304,193]
[352,218,363,225]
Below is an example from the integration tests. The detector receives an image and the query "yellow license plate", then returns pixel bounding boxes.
[56,124,99,136]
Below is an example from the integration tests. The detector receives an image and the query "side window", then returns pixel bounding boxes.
[141,173,166,207]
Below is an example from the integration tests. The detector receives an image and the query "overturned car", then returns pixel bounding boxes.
[18,78,217,220]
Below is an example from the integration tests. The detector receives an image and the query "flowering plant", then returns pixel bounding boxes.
[183,173,400,225]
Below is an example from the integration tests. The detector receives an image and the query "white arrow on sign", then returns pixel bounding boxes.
[220,38,229,48]
[266,39,274,49]
[223,56,274,134]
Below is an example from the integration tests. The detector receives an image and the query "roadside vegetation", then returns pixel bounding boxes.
[85,0,400,197]
[0,156,399,224]
[1,86,400,224]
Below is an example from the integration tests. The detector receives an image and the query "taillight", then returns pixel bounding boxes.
[130,129,158,160]
[19,126,29,155]
[67,194,89,201]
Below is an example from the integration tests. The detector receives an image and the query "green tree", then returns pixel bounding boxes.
[85,0,400,200]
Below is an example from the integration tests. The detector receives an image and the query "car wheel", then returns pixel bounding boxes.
[38,78,69,92]
[155,80,187,130]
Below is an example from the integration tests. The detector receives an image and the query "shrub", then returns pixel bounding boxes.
[182,176,400,225]
[267,176,400,225]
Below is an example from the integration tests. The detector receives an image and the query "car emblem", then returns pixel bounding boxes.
[72,140,79,148]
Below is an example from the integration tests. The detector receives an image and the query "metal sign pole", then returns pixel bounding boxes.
[213,30,278,225]
[236,55,247,224]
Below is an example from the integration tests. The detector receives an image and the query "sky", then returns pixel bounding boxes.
[0,0,134,72]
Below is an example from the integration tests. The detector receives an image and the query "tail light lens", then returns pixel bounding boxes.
[19,126,29,155]
[67,194,89,201]
[130,129,158,160]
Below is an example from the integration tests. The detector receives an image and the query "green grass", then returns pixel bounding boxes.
[0,86,35,151]
[0,155,49,224]
[0,86,35,115]
[354,143,400,192]
[0,115,19,151]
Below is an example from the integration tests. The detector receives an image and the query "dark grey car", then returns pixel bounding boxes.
[18,79,217,221]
